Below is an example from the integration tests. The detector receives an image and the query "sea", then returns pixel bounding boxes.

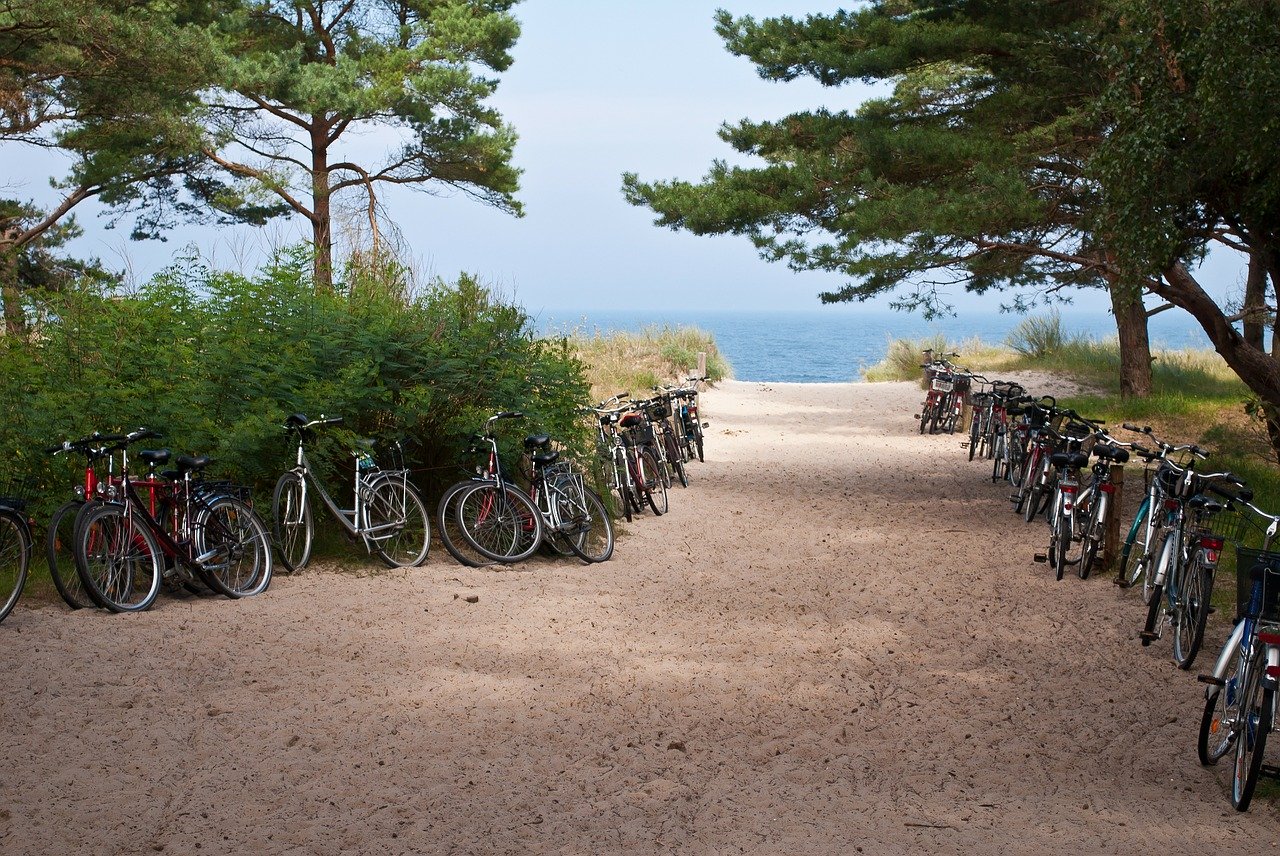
[537,306,1210,384]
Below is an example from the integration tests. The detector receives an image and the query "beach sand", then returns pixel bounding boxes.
[1,379,1274,854]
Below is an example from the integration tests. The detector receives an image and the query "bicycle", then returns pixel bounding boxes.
[46,432,124,609]
[272,414,431,572]
[1070,437,1131,580]
[1140,466,1247,669]
[674,377,707,462]
[648,388,689,487]
[522,434,615,563]
[74,429,274,611]
[449,412,545,564]
[0,479,34,625]
[1115,424,1207,598]
[618,405,668,515]
[1196,500,1280,810]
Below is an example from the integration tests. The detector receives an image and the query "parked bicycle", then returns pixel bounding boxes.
[1197,500,1280,810]
[272,414,430,572]
[73,428,274,611]
[0,479,33,625]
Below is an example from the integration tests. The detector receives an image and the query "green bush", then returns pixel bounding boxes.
[0,248,591,521]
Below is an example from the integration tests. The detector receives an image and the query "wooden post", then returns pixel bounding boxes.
[1103,463,1125,572]
[697,351,707,378]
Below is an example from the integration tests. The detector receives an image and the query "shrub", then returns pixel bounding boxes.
[1005,310,1084,359]
[0,249,591,520]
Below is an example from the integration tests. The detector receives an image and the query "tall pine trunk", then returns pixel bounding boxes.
[1108,280,1152,398]
[311,124,333,293]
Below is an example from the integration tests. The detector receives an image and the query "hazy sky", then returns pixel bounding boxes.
[7,2,1246,319]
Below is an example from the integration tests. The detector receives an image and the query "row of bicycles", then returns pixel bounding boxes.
[0,378,711,620]
[918,352,1280,811]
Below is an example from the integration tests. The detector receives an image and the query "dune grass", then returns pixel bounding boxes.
[566,324,732,402]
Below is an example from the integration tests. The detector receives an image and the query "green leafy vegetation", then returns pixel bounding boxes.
[0,250,591,525]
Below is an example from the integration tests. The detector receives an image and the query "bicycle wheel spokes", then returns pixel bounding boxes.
[198,496,273,597]
[455,484,542,563]
[271,473,312,573]
[77,504,162,612]
[1230,654,1273,811]
[0,512,30,623]
[366,479,431,568]
[1199,642,1244,766]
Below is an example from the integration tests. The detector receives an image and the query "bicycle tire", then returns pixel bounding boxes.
[1230,657,1273,811]
[563,486,615,563]
[613,446,638,519]
[436,481,493,568]
[366,478,431,568]
[74,502,163,613]
[0,509,31,624]
[968,412,981,461]
[919,402,931,434]
[640,448,668,515]
[271,472,313,574]
[693,421,705,462]
[1118,499,1149,588]
[1079,493,1106,580]
[1050,500,1068,581]
[1173,559,1213,670]
[664,432,689,487]
[455,483,543,563]
[47,499,94,609]
[196,495,273,597]
[1199,639,1244,765]
[1142,582,1165,646]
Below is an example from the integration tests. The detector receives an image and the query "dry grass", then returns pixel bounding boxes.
[566,325,732,402]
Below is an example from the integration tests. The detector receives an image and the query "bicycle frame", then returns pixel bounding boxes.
[284,443,408,552]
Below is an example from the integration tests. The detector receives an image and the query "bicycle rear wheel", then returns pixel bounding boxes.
[639,448,667,515]
[1173,559,1213,669]
[271,473,312,574]
[196,495,273,597]
[366,478,431,568]
[455,483,543,563]
[565,487,615,563]
[0,509,31,624]
[663,431,688,487]
[1078,493,1106,580]
[47,500,94,609]
[74,503,163,613]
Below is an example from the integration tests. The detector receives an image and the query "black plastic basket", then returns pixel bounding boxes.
[1235,547,1280,623]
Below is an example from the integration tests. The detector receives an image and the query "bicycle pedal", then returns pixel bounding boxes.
[1033,553,1047,563]
[1197,674,1225,686]
[1113,577,1132,588]
[193,547,224,565]
[1139,630,1159,645]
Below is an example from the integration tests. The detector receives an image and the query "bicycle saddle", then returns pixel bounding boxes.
[618,412,644,428]
[176,454,211,472]
[139,449,172,466]
[1093,444,1130,464]
[533,450,559,466]
[524,434,551,449]
[1050,451,1089,469]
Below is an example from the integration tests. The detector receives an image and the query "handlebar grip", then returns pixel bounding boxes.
[45,442,68,454]
[494,411,523,420]
[322,416,344,425]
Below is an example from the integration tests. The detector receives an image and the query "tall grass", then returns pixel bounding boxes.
[861,334,1015,382]
[568,325,732,401]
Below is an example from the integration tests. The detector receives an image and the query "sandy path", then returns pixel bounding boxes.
[2,380,1276,854]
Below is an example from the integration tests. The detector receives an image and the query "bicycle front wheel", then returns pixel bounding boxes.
[196,496,273,597]
[436,481,492,568]
[1079,493,1106,580]
[1231,653,1273,811]
[1199,638,1244,765]
[1173,558,1214,669]
[47,500,94,609]
[455,483,543,563]
[366,479,431,568]
[1118,499,1150,588]
[271,473,313,573]
[0,509,31,624]
[74,503,162,613]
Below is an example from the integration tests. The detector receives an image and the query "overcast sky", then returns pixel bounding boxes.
[7,2,1246,318]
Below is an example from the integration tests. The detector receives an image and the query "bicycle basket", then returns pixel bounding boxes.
[970,391,993,408]
[1235,547,1280,623]
[0,477,35,510]
[1156,464,1197,499]
[931,376,954,393]
[193,480,254,505]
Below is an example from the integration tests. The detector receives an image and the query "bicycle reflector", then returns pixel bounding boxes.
[1100,481,1116,494]
[1259,632,1280,646]
[1199,535,1224,563]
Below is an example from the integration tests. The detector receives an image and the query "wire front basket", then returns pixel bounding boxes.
[1235,547,1280,623]
[0,477,35,510]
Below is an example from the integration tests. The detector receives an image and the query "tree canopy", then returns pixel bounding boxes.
[201,0,525,291]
